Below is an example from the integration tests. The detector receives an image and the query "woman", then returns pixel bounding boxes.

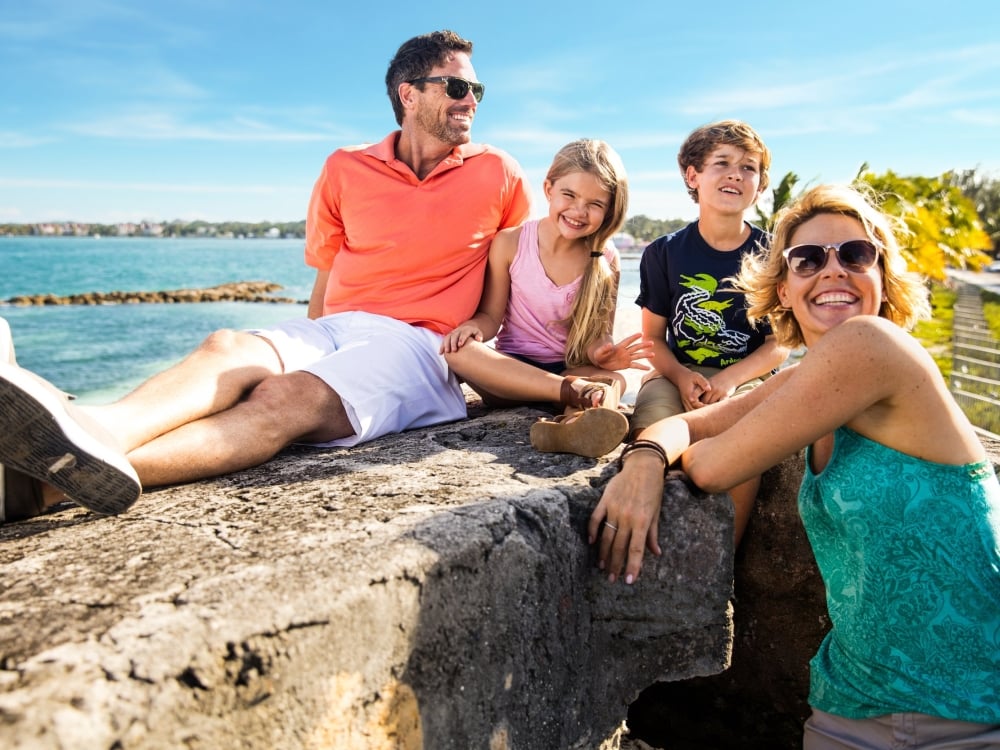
[589,184,1000,748]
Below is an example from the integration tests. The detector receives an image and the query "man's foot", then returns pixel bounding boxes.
[530,407,629,458]
[0,362,140,516]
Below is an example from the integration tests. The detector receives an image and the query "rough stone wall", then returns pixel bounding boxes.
[0,403,736,750]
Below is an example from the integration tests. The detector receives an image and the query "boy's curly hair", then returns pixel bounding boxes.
[678,120,771,202]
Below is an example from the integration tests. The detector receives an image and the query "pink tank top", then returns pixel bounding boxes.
[495,220,614,363]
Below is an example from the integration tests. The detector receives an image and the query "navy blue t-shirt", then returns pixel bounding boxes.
[636,221,771,368]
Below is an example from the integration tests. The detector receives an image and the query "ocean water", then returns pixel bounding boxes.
[1,236,640,403]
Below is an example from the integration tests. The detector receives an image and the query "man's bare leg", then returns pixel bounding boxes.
[83,329,284,453]
[126,370,355,487]
[2,329,289,515]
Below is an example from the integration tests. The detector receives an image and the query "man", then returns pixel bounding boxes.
[0,30,531,522]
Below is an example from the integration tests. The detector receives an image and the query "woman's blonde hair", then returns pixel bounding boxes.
[546,139,629,367]
[736,183,930,349]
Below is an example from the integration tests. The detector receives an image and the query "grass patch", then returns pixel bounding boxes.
[912,282,956,378]
[983,289,1000,342]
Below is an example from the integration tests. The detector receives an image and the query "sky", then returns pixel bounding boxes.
[2,0,999,226]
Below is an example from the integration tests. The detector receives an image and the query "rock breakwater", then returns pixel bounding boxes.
[4,281,305,306]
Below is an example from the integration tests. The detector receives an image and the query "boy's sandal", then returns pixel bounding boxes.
[560,376,621,411]
[0,464,45,523]
[530,407,629,458]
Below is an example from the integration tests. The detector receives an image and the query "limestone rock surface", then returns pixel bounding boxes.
[0,403,735,750]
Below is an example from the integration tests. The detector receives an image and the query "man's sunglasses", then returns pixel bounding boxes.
[408,76,485,103]
[782,239,880,277]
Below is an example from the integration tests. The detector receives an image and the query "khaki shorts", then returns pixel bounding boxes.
[804,708,1000,749]
[629,364,763,435]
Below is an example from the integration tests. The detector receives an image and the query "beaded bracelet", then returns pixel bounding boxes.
[616,439,669,477]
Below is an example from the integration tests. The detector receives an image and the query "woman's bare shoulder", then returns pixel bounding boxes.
[821,315,923,357]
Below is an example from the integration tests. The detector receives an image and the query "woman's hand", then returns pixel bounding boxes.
[587,451,665,584]
[590,333,654,372]
[439,323,484,354]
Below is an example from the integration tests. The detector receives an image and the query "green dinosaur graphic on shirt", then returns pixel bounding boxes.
[673,273,749,363]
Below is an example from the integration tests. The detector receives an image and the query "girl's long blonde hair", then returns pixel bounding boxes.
[549,139,629,367]
[736,183,930,349]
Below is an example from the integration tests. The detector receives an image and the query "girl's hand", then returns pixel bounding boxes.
[587,451,665,584]
[439,324,483,353]
[590,333,654,371]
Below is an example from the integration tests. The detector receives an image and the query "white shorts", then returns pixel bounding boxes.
[251,312,466,448]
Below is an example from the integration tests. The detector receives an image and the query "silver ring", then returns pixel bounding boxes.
[605,522,618,531]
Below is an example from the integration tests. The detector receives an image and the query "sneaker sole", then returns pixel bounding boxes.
[0,363,141,515]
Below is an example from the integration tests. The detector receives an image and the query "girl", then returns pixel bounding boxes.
[441,139,651,458]
[590,184,1000,748]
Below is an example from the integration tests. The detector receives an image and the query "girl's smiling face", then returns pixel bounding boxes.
[777,213,884,347]
[543,171,611,240]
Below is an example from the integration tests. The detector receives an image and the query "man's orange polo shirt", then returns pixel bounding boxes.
[305,131,531,335]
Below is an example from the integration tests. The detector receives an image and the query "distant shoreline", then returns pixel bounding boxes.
[1,221,306,240]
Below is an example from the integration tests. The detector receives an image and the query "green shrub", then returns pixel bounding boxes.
[913,283,956,378]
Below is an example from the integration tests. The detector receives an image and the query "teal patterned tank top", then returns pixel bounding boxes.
[799,427,1000,721]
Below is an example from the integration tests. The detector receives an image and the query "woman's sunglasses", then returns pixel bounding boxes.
[408,76,485,103]
[782,239,880,277]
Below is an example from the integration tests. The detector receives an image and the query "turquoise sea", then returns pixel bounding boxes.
[1,236,640,404]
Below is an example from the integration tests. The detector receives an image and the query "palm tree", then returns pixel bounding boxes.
[755,171,800,230]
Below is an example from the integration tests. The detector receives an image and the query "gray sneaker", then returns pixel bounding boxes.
[0,362,140,516]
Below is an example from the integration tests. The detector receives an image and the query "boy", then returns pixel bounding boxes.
[629,120,787,543]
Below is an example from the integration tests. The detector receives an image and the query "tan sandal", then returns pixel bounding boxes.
[530,407,629,458]
[560,376,621,411]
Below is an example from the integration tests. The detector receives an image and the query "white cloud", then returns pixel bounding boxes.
[0,177,294,194]
[62,112,343,143]
[0,132,55,148]
[952,109,1000,127]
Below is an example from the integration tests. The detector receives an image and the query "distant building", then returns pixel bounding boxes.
[612,232,636,249]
